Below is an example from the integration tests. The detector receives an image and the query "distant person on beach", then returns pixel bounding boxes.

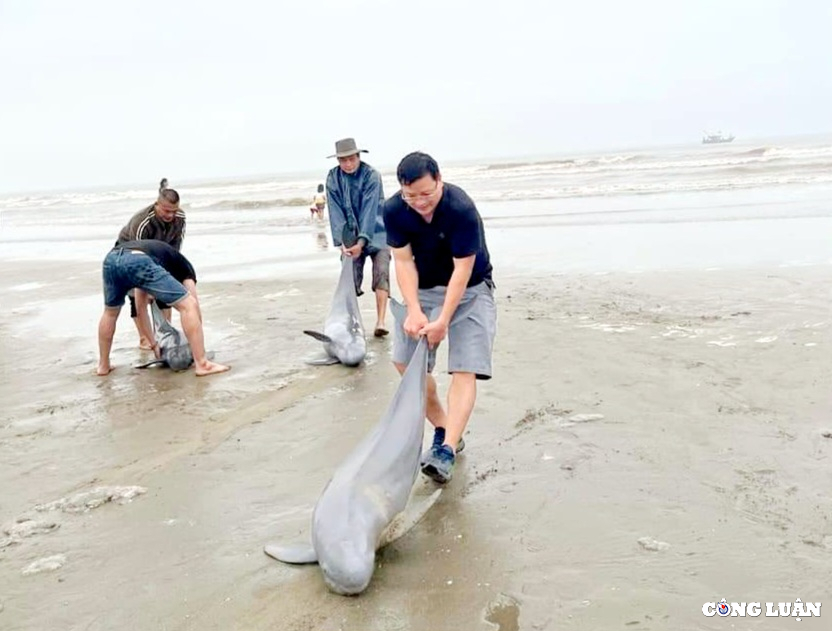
[115,187,187,350]
[383,151,496,484]
[159,178,168,192]
[96,239,229,377]
[310,183,326,220]
[325,137,390,337]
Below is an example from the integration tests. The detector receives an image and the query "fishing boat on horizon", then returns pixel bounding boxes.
[702,130,735,144]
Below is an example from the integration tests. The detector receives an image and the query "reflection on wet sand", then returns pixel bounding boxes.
[315,225,329,252]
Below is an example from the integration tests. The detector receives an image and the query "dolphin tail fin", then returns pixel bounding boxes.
[264,542,318,565]
[378,488,443,549]
[134,360,165,369]
[305,354,340,366]
[303,329,333,344]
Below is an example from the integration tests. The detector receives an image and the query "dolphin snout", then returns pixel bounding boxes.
[319,545,374,596]
[339,342,367,367]
[167,347,194,371]
[323,566,373,596]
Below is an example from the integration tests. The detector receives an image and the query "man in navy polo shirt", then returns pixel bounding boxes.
[384,151,497,484]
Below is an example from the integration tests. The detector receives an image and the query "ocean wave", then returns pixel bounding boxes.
[472,172,832,202]
[190,197,311,210]
[482,154,642,172]
[738,147,772,157]
[456,145,832,184]
[3,140,832,213]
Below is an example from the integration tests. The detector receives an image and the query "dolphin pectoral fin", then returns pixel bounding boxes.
[264,542,318,565]
[303,330,334,344]
[378,488,443,549]
[134,360,165,369]
[305,354,340,366]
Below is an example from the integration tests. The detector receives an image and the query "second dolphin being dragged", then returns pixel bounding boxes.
[265,299,449,595]
[135,301,194,371]
[304,255,366,367]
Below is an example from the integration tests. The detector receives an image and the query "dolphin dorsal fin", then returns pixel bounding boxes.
[303,330,333,344]
[264,542,318,565]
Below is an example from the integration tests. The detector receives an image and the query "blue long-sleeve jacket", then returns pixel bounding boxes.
[325,161,386,251]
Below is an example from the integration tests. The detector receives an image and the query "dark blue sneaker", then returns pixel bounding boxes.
[421,444,455,484]
[420,428,465,466]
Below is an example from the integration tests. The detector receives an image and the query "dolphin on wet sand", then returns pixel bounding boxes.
[303,256,366,367]
[135,301,194,371]
[264,300,444,595]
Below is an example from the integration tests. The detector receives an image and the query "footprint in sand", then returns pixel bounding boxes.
[637,536,671,552]
[0,518,60,548]
[35,486,146,513]
[484,593,521,631]
[707,336,736,347]
[21,554,66,576]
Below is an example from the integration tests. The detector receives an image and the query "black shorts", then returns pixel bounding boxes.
[128,293,171,317]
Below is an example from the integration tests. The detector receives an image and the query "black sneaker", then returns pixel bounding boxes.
[421,444,456,484]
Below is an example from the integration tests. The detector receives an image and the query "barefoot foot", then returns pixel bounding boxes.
[195,360,231,377]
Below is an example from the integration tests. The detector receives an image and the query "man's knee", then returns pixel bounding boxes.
[450,371,477,384]
[371,254,391,293]
[172,293,198,313]
[393,362,406,376]
[102,306,122,319]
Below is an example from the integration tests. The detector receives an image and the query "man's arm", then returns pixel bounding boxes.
[392,244,420,310]
[171,218,186,250]
[439,254,476,324]
[391,244,429,338]
[325,171,347,246]
[116,209,146,244]
[417,254,475,347]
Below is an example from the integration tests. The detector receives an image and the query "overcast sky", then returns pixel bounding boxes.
[1,0,830,193]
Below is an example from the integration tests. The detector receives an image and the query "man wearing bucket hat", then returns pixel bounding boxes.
[325,137,391,337]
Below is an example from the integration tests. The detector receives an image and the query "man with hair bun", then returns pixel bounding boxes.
[115,184,187,349]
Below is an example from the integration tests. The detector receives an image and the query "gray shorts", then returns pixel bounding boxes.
[393,281,497,380]
[352,247,391,296]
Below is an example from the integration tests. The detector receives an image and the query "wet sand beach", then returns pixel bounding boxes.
[2,139,832,629]
[1,254,830,630]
